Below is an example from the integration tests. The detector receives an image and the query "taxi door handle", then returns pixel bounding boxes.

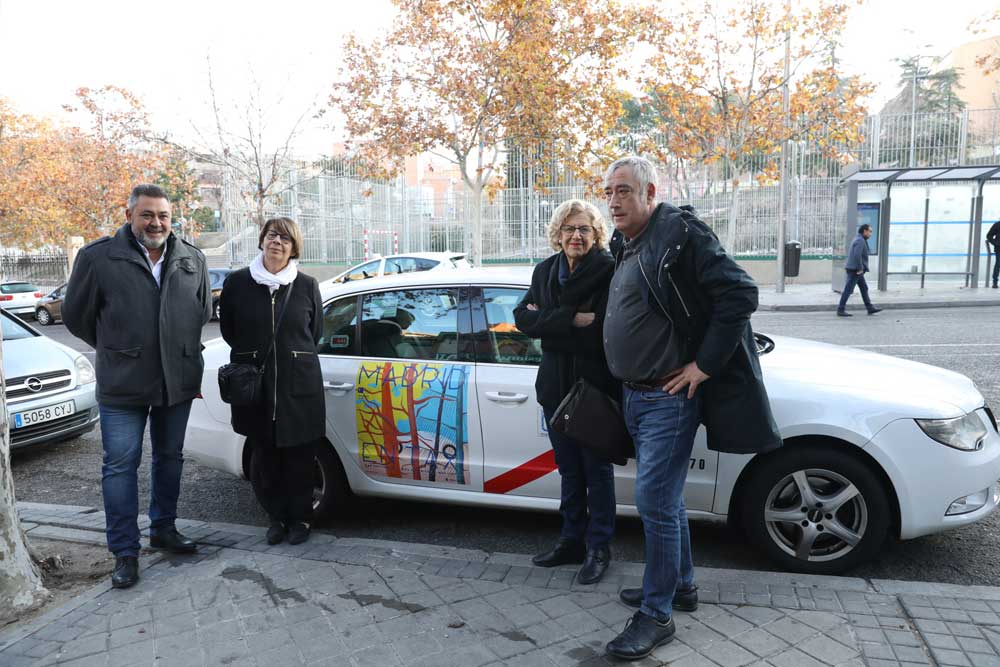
[485,391,528,404]
[324,381,354,392]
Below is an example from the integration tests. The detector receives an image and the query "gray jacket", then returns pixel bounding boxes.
[63,224,212,407]
[845,234,870,273]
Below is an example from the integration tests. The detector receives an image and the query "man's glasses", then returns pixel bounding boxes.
[264,231,292,244]
[560,225,594,236]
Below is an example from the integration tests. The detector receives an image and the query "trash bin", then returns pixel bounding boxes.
[784,241,801,278]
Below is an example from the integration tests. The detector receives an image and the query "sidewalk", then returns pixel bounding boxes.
[756,282,1000,312]
[4,503,1000,666]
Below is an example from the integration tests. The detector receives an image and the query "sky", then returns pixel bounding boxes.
[0,0,992,160]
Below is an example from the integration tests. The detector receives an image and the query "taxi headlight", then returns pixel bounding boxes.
[916,413,988,452]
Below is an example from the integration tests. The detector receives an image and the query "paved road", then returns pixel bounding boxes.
[11,307,1000,585]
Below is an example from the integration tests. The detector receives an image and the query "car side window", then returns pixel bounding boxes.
[361,288,460,361]
[344,260,380,282]
[481,288,542,366]
[415,258,439,271]
[383,257,419,276]
[317,296,358,356]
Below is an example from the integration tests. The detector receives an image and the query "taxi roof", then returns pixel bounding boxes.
[319,265,533,300]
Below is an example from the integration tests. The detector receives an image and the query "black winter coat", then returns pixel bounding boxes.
[219,268,325,448]
[63,225,212,407]
[513,247,618,412]
[609,203,782,454]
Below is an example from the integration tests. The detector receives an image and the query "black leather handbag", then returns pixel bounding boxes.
[218,286,292,407]
[549,377,634,465]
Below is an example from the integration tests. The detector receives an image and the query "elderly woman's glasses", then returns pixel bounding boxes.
[560,225,594,237]
[265,231,292,244]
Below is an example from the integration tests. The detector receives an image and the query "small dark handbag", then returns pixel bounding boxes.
[218,286,292,407]
[549,378,634,465]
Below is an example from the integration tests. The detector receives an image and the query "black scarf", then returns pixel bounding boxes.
[546,246,615,308]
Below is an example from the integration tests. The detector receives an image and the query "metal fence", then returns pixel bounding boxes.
[221,108,1000,267]
[0,252,68,287]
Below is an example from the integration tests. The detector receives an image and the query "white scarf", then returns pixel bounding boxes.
[249,252,298,293]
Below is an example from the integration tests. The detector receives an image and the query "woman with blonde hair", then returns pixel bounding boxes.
[220,217,325,546]
[514,199,618,584]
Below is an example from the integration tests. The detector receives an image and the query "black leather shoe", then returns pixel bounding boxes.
[531,540,585,568]
[111,556,139,589]
[867,307,882,315]
[266,522,286,545]
[148,527,197,554]
[619,586,699,612]
[287,522,311,545]
[993,283,998,289]
[606,611,675,660]
[836,311,852,317]
[576,547,610,585]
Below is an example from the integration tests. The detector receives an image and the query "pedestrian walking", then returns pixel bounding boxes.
[837,224,882,316]
[513,199,618,585]
[986,219,1000,288]
[601,156,781,661]
[63,184,212,589]
[219,217,325,546]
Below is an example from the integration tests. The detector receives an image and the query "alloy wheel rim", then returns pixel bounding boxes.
[312,457,327,511]
[764,467,868,563]
[36,309,49,324]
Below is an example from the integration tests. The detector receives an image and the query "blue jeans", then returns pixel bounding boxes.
[623,386,700,621]
[544,409,616,551]
[99,400,193,557]
[837,270,873,312]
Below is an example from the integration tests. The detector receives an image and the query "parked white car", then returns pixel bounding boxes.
[325,252,471,285]
[2,309,99,449]
[0,281,44,317]
[185,268,1000,574]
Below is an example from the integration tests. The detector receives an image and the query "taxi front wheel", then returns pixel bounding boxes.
[313,442,352,519]
[741,444,891,575]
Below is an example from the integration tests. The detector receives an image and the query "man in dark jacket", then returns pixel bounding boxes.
[601,156,781,661]
[986,219,1000,288]
[63,184,212,589]
[836,224,881,316]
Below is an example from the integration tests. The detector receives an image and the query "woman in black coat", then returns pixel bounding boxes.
[513,199,618,585]
[219,217,324,546]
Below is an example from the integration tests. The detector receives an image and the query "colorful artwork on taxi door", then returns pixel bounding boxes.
[355,361,470,484]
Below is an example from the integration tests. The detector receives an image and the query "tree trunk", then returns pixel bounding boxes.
[471,187,484,266]
[0,326,49,624]
[725,177,741,254]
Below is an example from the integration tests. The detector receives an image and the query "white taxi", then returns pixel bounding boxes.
[185,268,1000,574]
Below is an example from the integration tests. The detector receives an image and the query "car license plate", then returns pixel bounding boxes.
[13,401,75,429]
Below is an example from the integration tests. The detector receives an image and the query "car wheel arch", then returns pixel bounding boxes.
[727,435,901,541]
[241,436,353,519]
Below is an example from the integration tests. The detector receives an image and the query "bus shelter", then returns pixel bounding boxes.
[836,165,1000,291]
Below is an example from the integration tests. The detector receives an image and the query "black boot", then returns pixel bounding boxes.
[149,527,197,554]
[619,586,699,612]
[287,522,311,545]
[606,611,675,660]
[576,546,610,585]
[266,522,286,545]
[111,556,139,589]
[531,539,585,568]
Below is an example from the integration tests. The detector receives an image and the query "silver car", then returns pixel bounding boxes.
[2,309,99,449]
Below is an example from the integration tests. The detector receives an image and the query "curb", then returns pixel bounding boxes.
[15,501,1000,604]
[760,299,1000,312]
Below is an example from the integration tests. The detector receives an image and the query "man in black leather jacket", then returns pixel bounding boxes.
[601,156,781,661]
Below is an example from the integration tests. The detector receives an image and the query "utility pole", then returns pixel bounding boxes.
[909,56,920,168]
[776,12,791,293]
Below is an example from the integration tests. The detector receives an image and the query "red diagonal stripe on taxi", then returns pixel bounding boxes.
[484,450,557,494]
